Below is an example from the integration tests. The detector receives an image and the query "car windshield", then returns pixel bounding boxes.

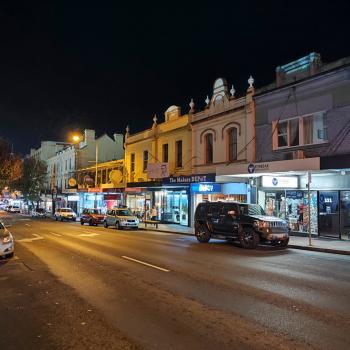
[89,209,101,214]
[61,208,73,212]
[239,204,266,216]
[36,208,45,213]
[115,209,131,216]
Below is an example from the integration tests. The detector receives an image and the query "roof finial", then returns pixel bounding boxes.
[230,85,235,97]
[248,75,254,88]
[205,95,210,105]
[153,114,157,124]
[189,98,195,112]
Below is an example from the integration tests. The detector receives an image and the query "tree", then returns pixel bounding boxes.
[0,137,21,189]
[15,158,47,207]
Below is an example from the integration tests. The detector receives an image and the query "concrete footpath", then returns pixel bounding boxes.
[139,222,350,256]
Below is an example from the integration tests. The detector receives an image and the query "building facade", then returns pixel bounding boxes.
[250,53,350,239]
[124,106,192,225]
[191,77,256,211]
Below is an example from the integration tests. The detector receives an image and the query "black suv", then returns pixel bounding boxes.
[194,202,289,249]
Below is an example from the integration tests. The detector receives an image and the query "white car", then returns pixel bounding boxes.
[54,208,77,221]
[104,208,139,229]
[0,221,14,258]
[8,206,20,213]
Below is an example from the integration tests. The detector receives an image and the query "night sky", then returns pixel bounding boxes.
[0,0,349,154]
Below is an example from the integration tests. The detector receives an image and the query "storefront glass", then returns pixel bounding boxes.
[154,190,189,226]
[340,191,350,239]
[126,193,151,219]
[318,191,339,238]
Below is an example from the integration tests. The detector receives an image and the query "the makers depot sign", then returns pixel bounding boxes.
[262,176,298,188]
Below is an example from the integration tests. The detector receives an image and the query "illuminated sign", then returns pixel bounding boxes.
[191,183,221,193]
[67,195,79,201]
[262,176,298,188]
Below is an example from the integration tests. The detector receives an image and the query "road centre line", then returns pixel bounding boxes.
[16,234,44,243]
[19,218,31,221]
[79,232,100,237]
[121,255,170,272]
[49,232,62,237]
[25,223,31,227]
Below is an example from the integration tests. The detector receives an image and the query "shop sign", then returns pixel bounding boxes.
[88,188,102,193]
[104,194,121,200]
[67,195,79,202]
[191,183,221,193]
[247,163,269,173]
[286,190,304,199]
[164,173,216,185]
[68,177,78,188]
[262,176,298,188]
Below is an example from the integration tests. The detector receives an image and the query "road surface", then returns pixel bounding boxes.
[1,212,350,349]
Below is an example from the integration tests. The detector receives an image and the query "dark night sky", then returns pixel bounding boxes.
[0,0,349,154]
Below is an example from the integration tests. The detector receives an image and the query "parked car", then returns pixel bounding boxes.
[54,208,77,221]
[0,221,14,258]
[31,208,47,218]
[194,202,289,249]
[80,208,105,226]
[8,206,20,213]
[104,208,139,230]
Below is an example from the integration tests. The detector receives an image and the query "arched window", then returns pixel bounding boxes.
[205,133,213,164]
[228,128,237,161]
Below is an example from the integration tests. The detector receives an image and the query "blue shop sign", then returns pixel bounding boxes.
[191,183,221,193]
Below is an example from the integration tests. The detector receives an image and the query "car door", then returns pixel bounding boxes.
[107,210,115,226]
[207,204,222,233]
[220,203,240,236]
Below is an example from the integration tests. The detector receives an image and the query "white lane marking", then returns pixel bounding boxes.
[19,218,31,221]
[121,255,170,272]
[25,224,31,227]
[49,232,62,237]
[79,233,100,237]
[16,234,44,243]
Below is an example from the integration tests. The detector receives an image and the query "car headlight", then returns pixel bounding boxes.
[2,235,12,244]
[259,221,271,228]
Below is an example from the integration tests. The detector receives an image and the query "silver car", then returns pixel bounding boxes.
[104,208,139,230]
[0,221,14,258]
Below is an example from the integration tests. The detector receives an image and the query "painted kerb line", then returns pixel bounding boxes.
[121,256,170,272]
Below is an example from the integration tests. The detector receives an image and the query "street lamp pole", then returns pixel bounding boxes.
[95,141,98,188]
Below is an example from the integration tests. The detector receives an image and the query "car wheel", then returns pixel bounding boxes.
[104,221,108,228]
[89,219,93,226]
[239,226,260,249]
[279,238,289,248]
[80,220,84,225]
[195,223,211,243]
[6,252,14,259]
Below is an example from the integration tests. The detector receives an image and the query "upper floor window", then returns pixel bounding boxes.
[228,128,237,161]
[175,140,182,167]
[162,144,168,163]
[204,134,213,164]
[143,151,148,171]
[273,112,327,150]
[130,153,135,172]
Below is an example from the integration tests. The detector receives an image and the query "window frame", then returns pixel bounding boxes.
[227,127,238,161]
[130,153,135,173]
[175,140,183,168]
[143,150,148,172]
[204,133,213,164]
[162,143,169,163]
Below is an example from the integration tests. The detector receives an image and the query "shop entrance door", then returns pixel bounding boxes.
[318,191,340,238]
[340,191,350,240]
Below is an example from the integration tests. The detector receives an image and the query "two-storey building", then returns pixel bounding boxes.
[252,53,350,239]
[124,106,192,225]
[191,77,256,210]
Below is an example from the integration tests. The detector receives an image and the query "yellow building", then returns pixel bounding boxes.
[124,106,192,226]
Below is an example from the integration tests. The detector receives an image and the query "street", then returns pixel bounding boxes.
[1,212,350,350]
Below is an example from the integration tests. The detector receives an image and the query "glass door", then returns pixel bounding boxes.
[318,191,340,238]
[179,191,188,226]
[340,191,350,240]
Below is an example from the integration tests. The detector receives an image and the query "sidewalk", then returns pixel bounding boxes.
[139,223,350,256]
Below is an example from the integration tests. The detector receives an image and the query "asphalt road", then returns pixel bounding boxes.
[1,212,350,350]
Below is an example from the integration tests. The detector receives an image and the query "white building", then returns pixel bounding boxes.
[46,129,124,213]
